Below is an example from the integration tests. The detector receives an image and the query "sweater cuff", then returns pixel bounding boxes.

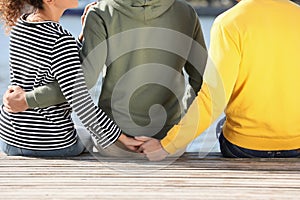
[25,91,39,108]
[161,136,178,155]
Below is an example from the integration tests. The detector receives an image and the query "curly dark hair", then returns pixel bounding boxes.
[0,0,43,31]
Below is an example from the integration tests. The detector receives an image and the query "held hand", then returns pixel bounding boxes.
[117,133,144,152]
[3,86,28,113]
[81,2,97,25]
[78,2,97,42]
[135,136,169,161]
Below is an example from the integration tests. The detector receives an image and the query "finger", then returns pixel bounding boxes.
[134,136,152,142]
[147,155,162,162]
[2,97,11,108]
[141,147,152,155]
[84,2,96,13]
[3,106,8,112]
[5,87,14,93]
[137,145,144,153]
[3,92,13,106]
[136,140,154,154]
[3,103,12,111]
[8,85,20,90]
[126,145,139,152]
[91,2,97,6]
[3,106,13,113]
[146,151,167,162]
[127,138,144,146]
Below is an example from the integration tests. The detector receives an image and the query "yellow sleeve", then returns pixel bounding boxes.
[161,83,213,153]
[161,20,241,154]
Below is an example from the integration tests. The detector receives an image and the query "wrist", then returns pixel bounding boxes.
[23,92,29,110]
[160,137,177,154]
[118,133,126,142]
[78,32,83,43]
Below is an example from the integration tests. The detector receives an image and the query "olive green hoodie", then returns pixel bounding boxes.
[26,0,207,139]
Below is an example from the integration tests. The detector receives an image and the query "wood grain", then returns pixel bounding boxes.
[0,152,299,199]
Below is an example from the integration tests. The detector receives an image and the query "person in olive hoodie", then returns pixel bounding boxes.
[3,0,207,157]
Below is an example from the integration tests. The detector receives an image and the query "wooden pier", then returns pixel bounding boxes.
[0,152,299,199]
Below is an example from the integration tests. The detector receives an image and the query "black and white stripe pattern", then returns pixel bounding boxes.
[0,16,121,150]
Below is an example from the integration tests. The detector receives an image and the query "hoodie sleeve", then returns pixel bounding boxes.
[184,9,207,95]
[25,81,66,108]
[79,8,108,89]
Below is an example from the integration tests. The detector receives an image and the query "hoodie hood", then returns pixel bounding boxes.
[106,0,175,21]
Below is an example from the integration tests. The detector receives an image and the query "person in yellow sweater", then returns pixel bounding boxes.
[137,0,300,160]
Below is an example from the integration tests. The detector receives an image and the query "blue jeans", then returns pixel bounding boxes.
[219,133,300,158]
[0,127,92,157]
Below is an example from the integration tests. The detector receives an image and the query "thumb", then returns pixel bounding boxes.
[8,85,21,91]
[135,136,152,142]
[7,85,15,92]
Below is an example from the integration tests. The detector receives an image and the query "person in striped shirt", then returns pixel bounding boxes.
[3,0,207,158]
[0,0,142,157]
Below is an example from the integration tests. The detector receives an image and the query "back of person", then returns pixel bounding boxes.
[215,0,300,150]
[134,0,300,161]
[0,20,78,150]
[83,0,207,139]
[0,0,129,157]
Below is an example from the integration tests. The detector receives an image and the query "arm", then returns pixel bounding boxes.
[78,2,97,42]
[25,81,66,108]
[162,21,241,154]
[78,7,107,89]
[2,81,67,110]
[140,20,242,160]
[23,6,107,109]
[51,35,119,148]
[184,11,207,95]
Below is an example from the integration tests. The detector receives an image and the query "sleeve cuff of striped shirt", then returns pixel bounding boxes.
[109,129,122,147]
[88,124,122,149]
[76,38,83,49]
[25,91,40,108]
[101,129,121,149]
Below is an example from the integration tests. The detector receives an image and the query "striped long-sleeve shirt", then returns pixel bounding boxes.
[0,15,121,150]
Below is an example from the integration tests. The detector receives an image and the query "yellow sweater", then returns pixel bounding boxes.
[162,0,300,154]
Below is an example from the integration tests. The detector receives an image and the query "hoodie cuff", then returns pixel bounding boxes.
[25,91,39,108]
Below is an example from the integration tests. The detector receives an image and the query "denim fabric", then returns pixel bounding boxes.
[0,138,85,157]
[219,133,300,158]
[0,127,92,157]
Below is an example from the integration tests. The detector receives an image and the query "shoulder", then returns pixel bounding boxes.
[46,23,77,46]
[213,1,250,29]
[173,0,197,12]
[53,23,74,39]
[210,6,243,45]
[173,0,199,23]
[88,1,113,18]
[38,22,73,38]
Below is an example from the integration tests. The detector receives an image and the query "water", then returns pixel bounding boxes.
[0,28,10,97]
[0,15,220,152]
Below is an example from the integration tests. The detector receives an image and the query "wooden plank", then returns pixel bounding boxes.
[0,152,299,199]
